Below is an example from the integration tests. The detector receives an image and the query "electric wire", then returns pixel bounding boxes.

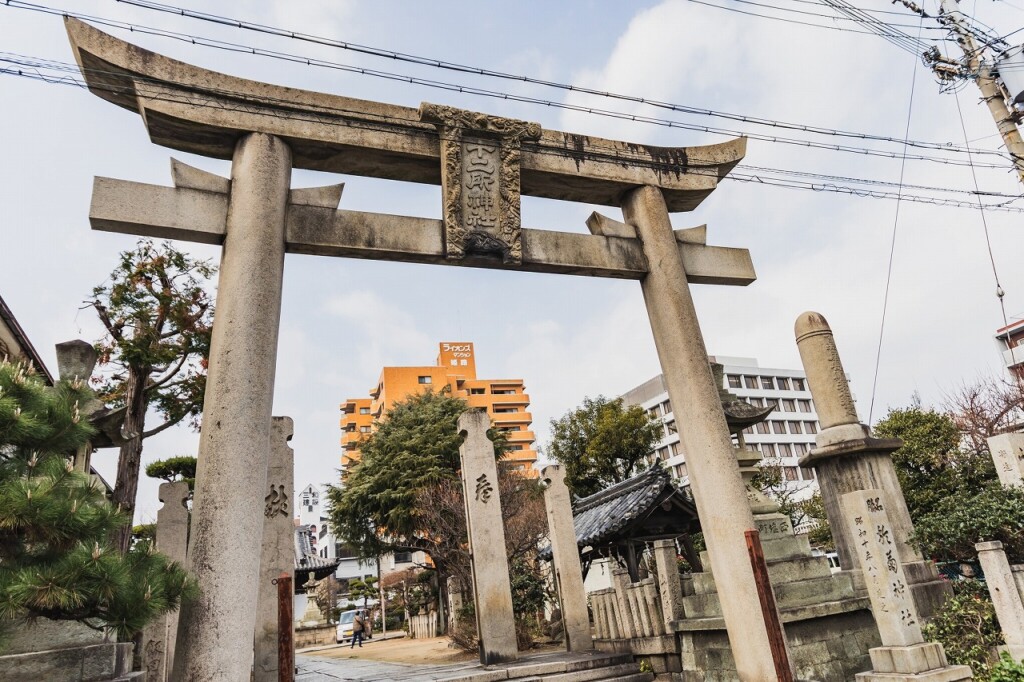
[868,18,922,427]
[952,88,1024,387]
[76,0,1009,159]
[2,53,1022,213]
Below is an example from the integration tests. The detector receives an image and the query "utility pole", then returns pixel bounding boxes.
[935,0,1024,186]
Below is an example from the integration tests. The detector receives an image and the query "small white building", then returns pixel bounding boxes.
[295,483,378,585]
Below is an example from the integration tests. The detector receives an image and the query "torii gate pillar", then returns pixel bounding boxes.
[626,185,784,680]
[171,133,292,681]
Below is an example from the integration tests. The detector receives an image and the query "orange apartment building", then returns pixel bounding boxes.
[340,342,538,476]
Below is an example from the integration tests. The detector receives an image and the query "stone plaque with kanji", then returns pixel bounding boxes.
[420,103,541,264]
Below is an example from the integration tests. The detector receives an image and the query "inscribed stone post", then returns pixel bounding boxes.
[796,312,950,619]
[254,417,295,682]
[987,433,1024,488]
[653,539,685,629]
[976,541,1024,661]
[141,481,190,682]
[540,464,592,652]
[458,410,517,664]
[842,490,971,681]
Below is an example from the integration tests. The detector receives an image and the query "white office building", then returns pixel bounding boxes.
[296,483,378,584]
[620,356,824,499]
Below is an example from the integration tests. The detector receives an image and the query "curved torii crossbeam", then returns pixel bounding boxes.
[65,16,782,681]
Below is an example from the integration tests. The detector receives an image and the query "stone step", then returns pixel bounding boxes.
[773,573,855,608]
[682,591,721,619]
[540,663,645,682]
[478,653,634,682]
[594,674,654,682]
[766,554,835,584]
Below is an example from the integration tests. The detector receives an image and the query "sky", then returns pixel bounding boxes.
[3,0,1024,523]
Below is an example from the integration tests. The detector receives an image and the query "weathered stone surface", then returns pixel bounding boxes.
[141,480,190,682]
[540,464,592,652]
[66,17,746,213]
[653,540,685,629]
[624,183,782,680]
[987,433,1024,488]
[254,417,295,681]
[172,132,292,682]
[89,178,756,284]
[795,312,950,620]
[0,642,134,682]
[976,541,1024,656]
[458,410,517,664]
[841,489,922,647]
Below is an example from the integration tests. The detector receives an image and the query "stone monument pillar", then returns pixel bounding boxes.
[795,311,950,618]
[624,184,785,680]
[842,490,971,681]
[987,433,1024,488]
[976,541,1024,662]
[141,481,190,682]
[540,464,593,652]
[458,410,518,664]
[254,417,295,682]
[173,132,292,681]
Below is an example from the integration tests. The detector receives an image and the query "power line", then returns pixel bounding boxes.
[85,0,1007,159]
[3,55,1022,214]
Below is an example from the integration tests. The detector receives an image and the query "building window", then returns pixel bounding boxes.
[766,399,779,411]
[805,421,818,434]
[494,407,518,413]
[360,425,371,433]
[669,442,680,457]
[418,376,433,384]
[676,463,687,478]
[728,374,742,388]
[778,443,793,457]
[658,447,669,461]
[648,406,660,419]
[782,399,796,412]
[798,399,812,413]
[359,407,370,415]
[756,422,770,434]
[394,552,412,564]
[793,443,807,456]
[743,426,754,435]
[793,378,806,391]
[787,421,802,434]
[772,421,786,434]
[470,388,486,395]
[777,377,792,390]
[493,389,517,395]
[761,376,775,390]
[761,443,776,456]
[666,420,677,434]
[800,466,816,480]
[784,467,798,481]
[662,399,673,414]
[744,376,758,389]
[506,444,524,451]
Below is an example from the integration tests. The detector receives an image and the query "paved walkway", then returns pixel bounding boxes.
[296,655,471,681]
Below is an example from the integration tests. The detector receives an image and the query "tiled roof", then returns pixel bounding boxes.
[294,524,340,572]
[540,464,698,560]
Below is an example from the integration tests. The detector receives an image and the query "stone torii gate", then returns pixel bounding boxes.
[66,17,781,680]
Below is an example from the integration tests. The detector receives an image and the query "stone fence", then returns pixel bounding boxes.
[408,610,438,640]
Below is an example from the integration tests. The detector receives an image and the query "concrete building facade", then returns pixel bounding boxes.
[340,342,537,475]
[995,319,1024,380]
[621,356,822,498]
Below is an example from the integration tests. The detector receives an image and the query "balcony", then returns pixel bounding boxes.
[1003,346,1024,368]
[488,393,530,406]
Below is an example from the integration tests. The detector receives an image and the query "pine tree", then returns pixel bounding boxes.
[0,358,196,641]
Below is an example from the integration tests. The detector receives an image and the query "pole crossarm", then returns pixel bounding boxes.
[90,175,756,285]
[65,17,746,213]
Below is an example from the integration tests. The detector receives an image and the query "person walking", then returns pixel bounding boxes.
[351,610,365,648]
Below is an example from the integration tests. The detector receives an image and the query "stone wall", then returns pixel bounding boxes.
[295,623,335,650]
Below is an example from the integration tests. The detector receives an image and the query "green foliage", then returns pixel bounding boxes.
[90,239,214,549]
[145,455,197,490]
[347,576,378,607]
[326,390,505,559]
[801,491,835,551]
[911,485,1024,563]
[545,396,662,498]
[875,407,997,522]
[131,524,156,543]
[923,579,1002,678]
[0,359,196,641]
[989,653,1024,682]
[91,239,215,431]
